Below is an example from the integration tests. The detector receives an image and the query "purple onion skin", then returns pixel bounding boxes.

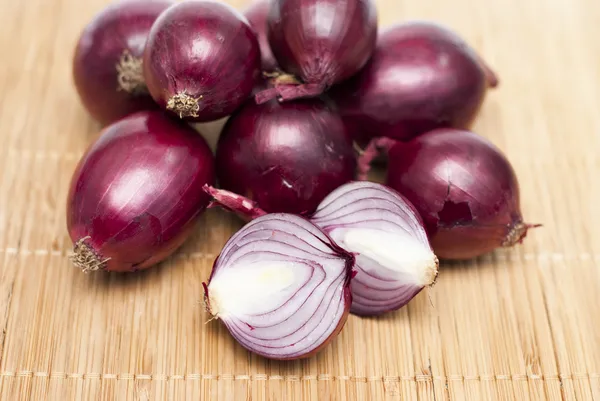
[143,0,261,122]
[266,0,377,99]
[67,111,215,272]
[386,128,532,260]
[243,0,279,71]
[330,21,498,144]
[73,0,172,125]
[215,98,357,216]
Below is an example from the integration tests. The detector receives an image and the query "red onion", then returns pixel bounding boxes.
[67,111,215,273]
[243,0,278,72]
[215,98,356,216]
[255,0,377,103]
[311,181,438,315]
[143,0,261,122]
[203,213,354,360]
[330,21,499,145]
[385,128,538,260]
[73,0,172,125]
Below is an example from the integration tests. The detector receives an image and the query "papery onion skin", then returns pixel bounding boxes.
[143,0,261,122]
[330,21,498,144]
[243,0,278,72]
[67,111,215,272]
[311,181,438,316]
[258,0,377,102]
[204,213,354,360]
[73,0,172,125]
[215,98,356,216]
[386,128,535,260]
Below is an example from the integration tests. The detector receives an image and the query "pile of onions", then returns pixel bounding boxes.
[67,0,539,363]
[385,128,537,260]
[215,97,356,216]
[143,0,261,121]
[330,21,498,145]
[255,0,378,103]
[73,0,172,125]
[203,213,354,360]
[67,111,215,272]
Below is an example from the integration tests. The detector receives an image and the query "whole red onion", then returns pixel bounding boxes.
[215,98,356,216]
[73,0,172,125]
[243,0,278,72]
[204,213,354,360]
[143,0,261,122]
[67,111,215,273]
[386,128,537,260]
[255,0,377,103]
[330,21,499,144]
[311,182,438,316]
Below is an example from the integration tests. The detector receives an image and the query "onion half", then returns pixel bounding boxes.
[204,213,354,360]
[311,181,438,315]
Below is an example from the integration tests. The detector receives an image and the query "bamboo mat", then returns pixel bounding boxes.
[1,0,599,399]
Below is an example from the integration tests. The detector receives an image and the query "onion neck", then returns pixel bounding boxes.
[116,50,147,95]
[167,93,201,118]
[71,236,109,272]
[255,72,326,104]
[203,185,267,221]
[356,137,397,180]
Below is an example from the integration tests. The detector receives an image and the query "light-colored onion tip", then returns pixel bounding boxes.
[167,93,201,118]
[70,236,109,273]
[116,50,147,95]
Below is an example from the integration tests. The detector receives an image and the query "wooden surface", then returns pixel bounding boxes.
[1,0,599,399]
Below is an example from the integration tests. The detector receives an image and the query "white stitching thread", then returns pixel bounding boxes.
[0,371,595,381]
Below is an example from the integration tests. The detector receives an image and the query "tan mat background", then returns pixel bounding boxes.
[1,0,599,399]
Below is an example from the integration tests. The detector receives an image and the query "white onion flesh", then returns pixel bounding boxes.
[205,213,353,360]
[311,181,438,315]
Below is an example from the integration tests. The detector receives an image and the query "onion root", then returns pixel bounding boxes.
[167,93,201,119]
[115,50,147,95]
[71,236,110,273]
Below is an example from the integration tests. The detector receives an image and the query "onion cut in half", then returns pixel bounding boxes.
[311,181,439,316]
[203,213,354,360]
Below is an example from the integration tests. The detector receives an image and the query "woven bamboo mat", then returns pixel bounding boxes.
[1,0,599,399]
